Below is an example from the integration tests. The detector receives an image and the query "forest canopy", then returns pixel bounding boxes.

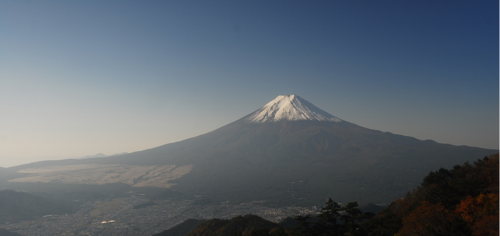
[174,154,499,236]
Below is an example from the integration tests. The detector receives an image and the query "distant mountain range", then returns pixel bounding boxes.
[5,95,497,206]
[78,152,129,159]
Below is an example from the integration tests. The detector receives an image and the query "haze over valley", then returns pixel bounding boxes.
[0,1,498,235]
[1,95,497,235]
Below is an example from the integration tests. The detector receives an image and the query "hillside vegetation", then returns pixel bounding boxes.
[185,215,279,236]
[152,219,207,236]
[361,153,498,236]
[173,154,498,236]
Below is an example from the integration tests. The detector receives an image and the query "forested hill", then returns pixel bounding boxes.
[152,219,207,236]
[184,214,279,236]
[164,154,498,236]
[361,153,498,236]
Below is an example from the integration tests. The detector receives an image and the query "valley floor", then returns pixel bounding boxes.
[0,194,316,236]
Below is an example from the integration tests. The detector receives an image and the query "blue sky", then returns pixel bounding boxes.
[0,1,498,167]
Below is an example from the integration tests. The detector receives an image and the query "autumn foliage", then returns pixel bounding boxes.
[361,154,498,236]
[180,154,498,236]
[455,193,499,236]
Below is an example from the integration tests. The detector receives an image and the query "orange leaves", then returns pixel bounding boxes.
[390,191,420,218]
[471,215,499,236]
[367,154,499,236]
[455,193,499,236]
[397,201,454,236]
[455,193,498,223]
[456,195,476,223]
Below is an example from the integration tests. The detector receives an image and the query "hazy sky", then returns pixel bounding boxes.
[1,1,498,167]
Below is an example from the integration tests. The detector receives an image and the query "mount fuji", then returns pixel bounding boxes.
[7,95,497,205]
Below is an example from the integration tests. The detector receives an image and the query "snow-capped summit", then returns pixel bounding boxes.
[245,94,342,123]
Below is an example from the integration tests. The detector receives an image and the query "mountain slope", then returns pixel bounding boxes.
[7,95,497,205]
[0,190,70,223]
[360,153,499,236]
[184,215,278,236]
[152,219,207,236]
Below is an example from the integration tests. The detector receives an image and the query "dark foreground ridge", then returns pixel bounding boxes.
[158,154,498,236]
[152,219,207,236]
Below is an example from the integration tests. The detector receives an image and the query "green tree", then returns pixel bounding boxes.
[269,226,288,236]
[316,198,343,235]
[360,208,402,236]
[293,199,375,236]
[293,214,316,236]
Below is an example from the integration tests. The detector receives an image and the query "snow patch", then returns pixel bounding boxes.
[245,95,342,123]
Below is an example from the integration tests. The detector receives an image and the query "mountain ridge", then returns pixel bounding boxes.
[4,95,497,205]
